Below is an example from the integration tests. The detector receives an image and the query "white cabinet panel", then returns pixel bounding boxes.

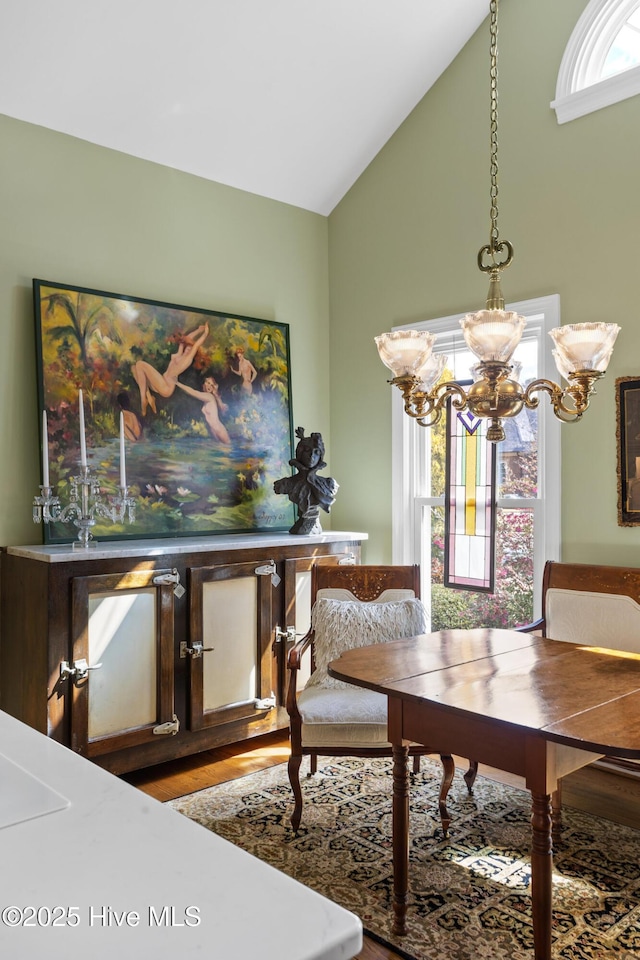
[202,578,258,710]
[88,589,157,739]
[295,568,312,688]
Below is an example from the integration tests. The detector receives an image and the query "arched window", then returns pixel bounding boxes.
[552,0,640,123]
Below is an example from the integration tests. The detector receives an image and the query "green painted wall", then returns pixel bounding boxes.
[3,0,639,565]
[329,0,640,566]
[0,114,329,546]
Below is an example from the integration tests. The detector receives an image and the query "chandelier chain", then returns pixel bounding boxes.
[489,0,500,255]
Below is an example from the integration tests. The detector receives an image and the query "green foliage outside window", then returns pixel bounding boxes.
[430,434,536,631]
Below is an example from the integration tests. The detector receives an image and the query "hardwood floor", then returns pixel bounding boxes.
[123,730,291,801]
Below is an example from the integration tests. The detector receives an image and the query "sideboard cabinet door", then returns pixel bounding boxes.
[187,561,274,731]
[70,569,176,757]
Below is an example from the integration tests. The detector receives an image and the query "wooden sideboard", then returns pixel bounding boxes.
[0,531,365,774]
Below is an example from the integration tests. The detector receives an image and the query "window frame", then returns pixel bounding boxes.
[391,294,562,622]
[552,0,640,124]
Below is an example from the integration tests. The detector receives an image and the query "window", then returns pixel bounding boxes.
[552,0,640,123]
[391,295,561,629]
[603,5,640,75]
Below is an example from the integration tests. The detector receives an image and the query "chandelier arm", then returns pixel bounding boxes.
[404,395,430,420]
[524,377,596,423]
[435,380,469,410]
[415,406,445,429]
[390,376,428,419]
[413,381,467,428]
[523,378,557,408]
[391,378,468,425]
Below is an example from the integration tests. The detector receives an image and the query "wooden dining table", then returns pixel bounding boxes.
[328,627,640,960]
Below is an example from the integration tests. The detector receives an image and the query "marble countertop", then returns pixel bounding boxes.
[0,710,362,959]
[6,530,368,563]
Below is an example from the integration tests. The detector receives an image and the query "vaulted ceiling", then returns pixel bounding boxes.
[0,1,487,214]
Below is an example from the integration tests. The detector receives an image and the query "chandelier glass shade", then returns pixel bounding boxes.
[550,322,619,374]
[375,0,619,444]
[375,329,436,377]
[460,309,526,363]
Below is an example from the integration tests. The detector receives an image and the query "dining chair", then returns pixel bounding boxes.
[286,563,457,834]
[516,559,640,837]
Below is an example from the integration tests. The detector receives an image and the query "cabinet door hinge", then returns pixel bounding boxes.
[153,569,186,598]
[254,693,276,710]
[153,715,180,736]
[255,560,281,587]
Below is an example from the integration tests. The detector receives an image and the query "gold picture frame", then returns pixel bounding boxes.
[616,375,640,526]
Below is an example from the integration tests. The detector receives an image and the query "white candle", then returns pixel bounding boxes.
[79,390,87,467]
[119,412,127,488]
[42,410,50,487]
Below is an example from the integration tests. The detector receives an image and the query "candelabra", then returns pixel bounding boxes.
[33,465,136,549]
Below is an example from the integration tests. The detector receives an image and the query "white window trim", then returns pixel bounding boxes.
[552,0,640,123]
[391,294,561,620]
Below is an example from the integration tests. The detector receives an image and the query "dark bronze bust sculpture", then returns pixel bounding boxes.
[274,428,339,535]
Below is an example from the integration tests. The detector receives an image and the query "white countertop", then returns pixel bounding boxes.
[0,711,362,960]
[6,531,367,563]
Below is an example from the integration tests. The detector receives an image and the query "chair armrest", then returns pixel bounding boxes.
[286,629,314,721]
[287,629,314,672]
[516,617,545,634]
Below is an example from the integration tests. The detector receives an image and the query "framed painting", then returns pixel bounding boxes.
[616,375,640,526]
[33,279,296,542]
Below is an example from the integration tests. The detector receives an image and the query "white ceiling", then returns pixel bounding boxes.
[0,1,487,215]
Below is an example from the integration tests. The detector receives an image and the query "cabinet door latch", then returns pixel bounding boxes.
[180,641,214,659]
[153,715,180,736]
[60,658,103,682]
[274,626,296,644]
[339,553,357,565]
[153,569,186,598]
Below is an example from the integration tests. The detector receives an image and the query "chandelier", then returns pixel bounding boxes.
[375,0,619,443]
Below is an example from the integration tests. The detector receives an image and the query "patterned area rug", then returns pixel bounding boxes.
[168,757,640,959]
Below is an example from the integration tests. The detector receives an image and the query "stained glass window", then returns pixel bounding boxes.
[444,397,497,593]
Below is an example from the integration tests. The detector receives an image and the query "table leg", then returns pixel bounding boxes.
[551,783,562,848]
[392,741,410,937]
[530,791,553,960]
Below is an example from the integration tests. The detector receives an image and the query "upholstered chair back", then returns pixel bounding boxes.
[542,561,640,655]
